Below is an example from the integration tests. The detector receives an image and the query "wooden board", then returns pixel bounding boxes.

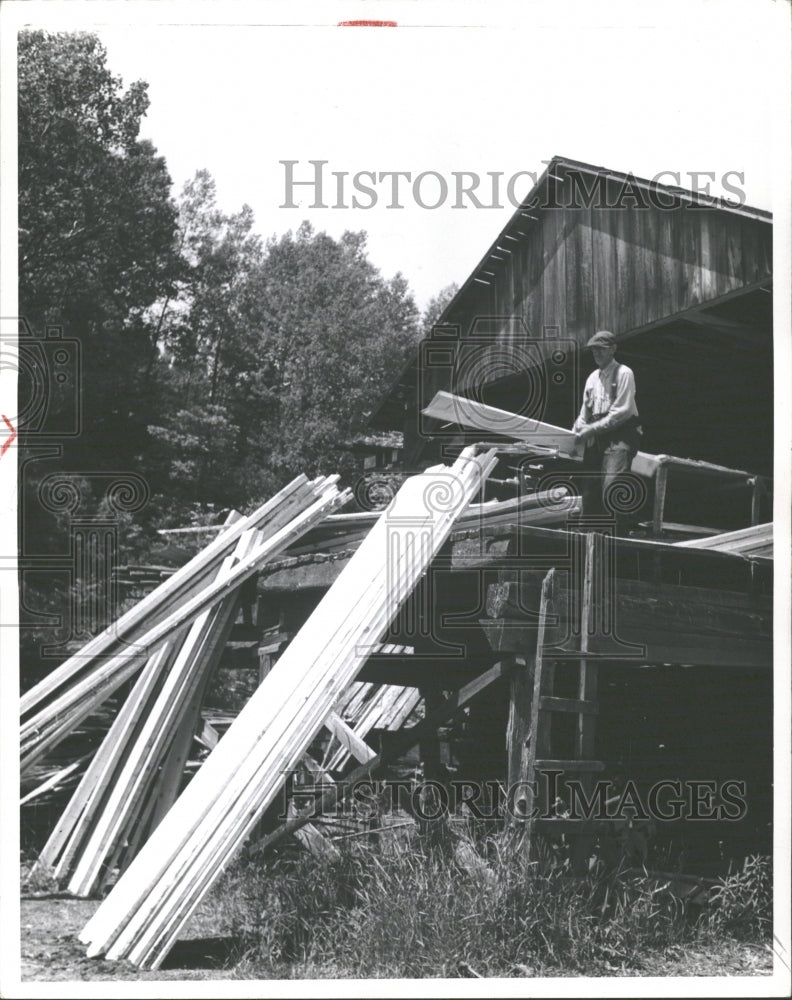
[422,390,658,476]
[422,390,584,457]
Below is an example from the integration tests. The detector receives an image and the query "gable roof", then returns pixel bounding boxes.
[370,155,773,432]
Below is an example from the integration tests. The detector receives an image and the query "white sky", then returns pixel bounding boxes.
[6,0,784,310]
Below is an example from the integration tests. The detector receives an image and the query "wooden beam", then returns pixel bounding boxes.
[324,710,376,765]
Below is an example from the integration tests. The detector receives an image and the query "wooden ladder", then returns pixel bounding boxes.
[523,533,608,867]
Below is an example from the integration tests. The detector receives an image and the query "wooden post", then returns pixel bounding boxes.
[652,464,669,537]
[571,532,600,875]
[416,685,448,848]
[506,654,533,824]
[524,570,557,855]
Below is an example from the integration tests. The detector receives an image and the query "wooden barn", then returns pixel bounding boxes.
[258,156,775,868]
[373,154,773,482]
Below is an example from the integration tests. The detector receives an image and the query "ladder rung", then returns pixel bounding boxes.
[542,648,629,661]
[533,759,607,772]
[539,696,599,715]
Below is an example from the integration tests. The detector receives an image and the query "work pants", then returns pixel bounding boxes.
[579,442,636,528]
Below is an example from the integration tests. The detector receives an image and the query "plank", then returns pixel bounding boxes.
[591,204,617,331]
[422,390,584,456]
[613,206,634,332]
[324,710,376,765]
[147,577,247,833]
[563,210,593,343]
[675,522,772,553]
[657,208,681,318]
[383,687,422,730]
[195,720,220,751]
[36,642,176,875]
[422,390,658,476]
[20,754,91,806]
[637,198,661,327]
[541,201,567,341]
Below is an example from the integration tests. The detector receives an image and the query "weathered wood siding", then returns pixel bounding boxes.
[444,173,772,361]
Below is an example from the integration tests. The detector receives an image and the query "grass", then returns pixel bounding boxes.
[209,825,773,979]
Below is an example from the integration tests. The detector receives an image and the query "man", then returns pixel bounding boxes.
[573,330,642,522]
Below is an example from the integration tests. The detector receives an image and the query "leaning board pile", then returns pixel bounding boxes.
[25,476,351,893]
[80,445,497,968]
[21,475,349,776]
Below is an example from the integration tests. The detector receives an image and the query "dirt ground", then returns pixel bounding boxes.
[20,893,236,982]
[18,892,773,984]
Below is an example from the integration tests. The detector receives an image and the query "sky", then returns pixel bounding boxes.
[6,0,785,311]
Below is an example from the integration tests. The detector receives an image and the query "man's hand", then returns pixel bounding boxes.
[575,424,597,444]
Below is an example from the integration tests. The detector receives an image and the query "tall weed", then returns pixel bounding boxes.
[214,828,731,978]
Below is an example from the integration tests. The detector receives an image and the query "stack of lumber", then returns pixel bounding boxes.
[29,478,352,890]
[325,674,421,771]
[674,522,773,558]
[79,445,497,968]
[20,476,350,777]
[272,487,581,560]
[150,480,582,565]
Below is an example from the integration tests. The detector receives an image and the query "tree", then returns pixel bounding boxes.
[151,211,422,505]
[422,282,459,332]
[18,30,183,471]
[17,31,184,684]
[150,172,274,504]
[251,222,421,479]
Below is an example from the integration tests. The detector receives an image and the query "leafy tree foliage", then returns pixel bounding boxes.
[18,30,183,471]
[422,282,460,332]
[17,31,183,683]
[153,201,422,506]
[252,222,421,481]
[149,171,271,503]
[16,30,429,688]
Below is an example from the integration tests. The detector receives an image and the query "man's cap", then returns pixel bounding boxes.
[586,330,617,349]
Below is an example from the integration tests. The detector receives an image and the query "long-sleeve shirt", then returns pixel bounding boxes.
[574,360,639,434]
